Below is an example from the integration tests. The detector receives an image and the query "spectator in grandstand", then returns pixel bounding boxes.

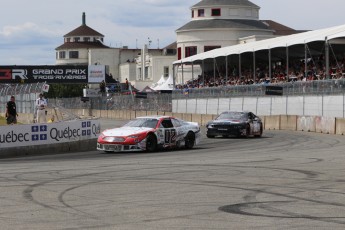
[36,93,47,123]
[5,95,18,125]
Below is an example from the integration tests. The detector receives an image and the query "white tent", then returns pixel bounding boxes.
[151,75,166,89]
[153,75,174,91]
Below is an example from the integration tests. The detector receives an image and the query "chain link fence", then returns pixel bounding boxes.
[2,79,345,117]
[49,93,173,112]
[0,83,45,114]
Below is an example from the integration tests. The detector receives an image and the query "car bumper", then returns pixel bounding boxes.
[97,143,144,152]
[206,127,247,137]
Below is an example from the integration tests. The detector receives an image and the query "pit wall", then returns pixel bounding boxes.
[68,109,345,136]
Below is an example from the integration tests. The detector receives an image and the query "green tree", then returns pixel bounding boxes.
[45,84,85,98]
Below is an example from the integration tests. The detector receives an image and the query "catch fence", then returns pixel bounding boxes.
[2,79,345,117]
[0,83,45,114]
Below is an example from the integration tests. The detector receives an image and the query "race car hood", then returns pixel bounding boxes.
[102,127,154,136]
[212,119,244,124]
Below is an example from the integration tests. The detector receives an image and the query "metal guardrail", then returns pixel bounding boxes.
[172,79,345,99]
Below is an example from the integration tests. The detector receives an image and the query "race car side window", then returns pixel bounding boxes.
[171,118,182,127]
[161,119,174,128]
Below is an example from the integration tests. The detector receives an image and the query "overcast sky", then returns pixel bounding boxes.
[1,0,345,65]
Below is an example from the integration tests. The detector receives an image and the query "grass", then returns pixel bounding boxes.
[0,115,23,125]
[0,115,8,125]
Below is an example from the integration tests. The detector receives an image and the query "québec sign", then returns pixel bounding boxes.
[0,120,101,149]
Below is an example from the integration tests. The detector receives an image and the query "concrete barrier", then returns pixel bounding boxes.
[182,113,192,122]
[147,111,158,116]
[191,114,202,125]
[136,110,147,118]
[100,109,108,118]
[297,116,316,132]
[315,116,335,134]
[164,112,173,117]
[264,115,280,130]
[172,113,183,119]
[280,115,297,131]
[202,114,214,126]
[335,118,345,135]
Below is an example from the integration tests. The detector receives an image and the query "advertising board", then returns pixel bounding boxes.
[0,119,100,149]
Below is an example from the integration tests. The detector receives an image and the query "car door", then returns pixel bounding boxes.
[159,118,177,147]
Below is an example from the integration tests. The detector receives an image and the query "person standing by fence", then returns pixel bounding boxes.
[36,93,47,123]
[5,95,18,125]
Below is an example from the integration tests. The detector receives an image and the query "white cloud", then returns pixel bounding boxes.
[1,0,345,65]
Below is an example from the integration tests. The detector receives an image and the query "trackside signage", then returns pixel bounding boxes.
[0,120,101,149]
[0,65,105,84]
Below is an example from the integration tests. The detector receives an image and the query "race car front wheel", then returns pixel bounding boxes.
[185,132,195,149]
[146,134,157,152]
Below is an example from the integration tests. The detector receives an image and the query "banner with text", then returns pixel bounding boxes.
[0,119,101,149]
[0,65,105,84]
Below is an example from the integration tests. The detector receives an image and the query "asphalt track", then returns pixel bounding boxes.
[1,119,345,229]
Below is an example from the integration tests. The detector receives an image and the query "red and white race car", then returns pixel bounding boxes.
[97,116,201,152]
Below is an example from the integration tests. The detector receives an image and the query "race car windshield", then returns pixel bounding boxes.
[124,118,158,128]
[217,112,247,120]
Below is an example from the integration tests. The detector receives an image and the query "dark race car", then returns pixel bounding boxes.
[206,111,263,138]
[97,115,201,152]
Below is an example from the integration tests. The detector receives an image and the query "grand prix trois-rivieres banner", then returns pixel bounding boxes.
[0,65,105,84]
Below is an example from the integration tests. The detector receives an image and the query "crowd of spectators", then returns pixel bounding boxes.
[176,58,345,90]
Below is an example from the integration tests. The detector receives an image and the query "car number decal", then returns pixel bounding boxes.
[165,129,177,144]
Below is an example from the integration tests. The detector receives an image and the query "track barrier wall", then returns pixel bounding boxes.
[1,119,100,158]
[66,109,345,136]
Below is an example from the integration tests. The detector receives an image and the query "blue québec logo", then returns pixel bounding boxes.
[31,125,48,141]
[81,122,91,136]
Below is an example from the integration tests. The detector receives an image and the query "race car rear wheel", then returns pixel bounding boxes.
[185,132,195,149]
[146,134,157,152]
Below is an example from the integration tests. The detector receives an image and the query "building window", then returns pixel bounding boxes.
[69,51,79,59]
[204,46,221,52]
[59,51,66,59]
[66,38,71,43]
[145,67,149,79]
[164,66,169,78]
[74,37,80,42]
[185,46,197,58]
[84,37,90,42]
[138,68,142,80]
[198,9,204,17]
[178,47,182,60]
[191,10,194,18]
[211,8,221,16]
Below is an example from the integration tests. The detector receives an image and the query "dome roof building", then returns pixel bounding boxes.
[55,12,109,65]
[176,0,275,60]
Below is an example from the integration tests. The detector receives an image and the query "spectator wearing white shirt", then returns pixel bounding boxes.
[36,93,47,123]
